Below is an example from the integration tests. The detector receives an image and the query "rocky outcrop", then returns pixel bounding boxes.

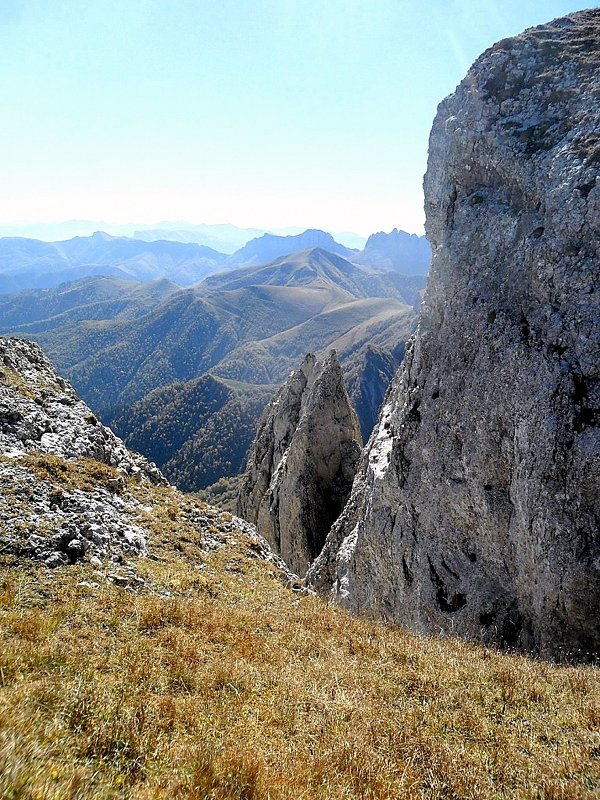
[306,11,600,659]
[0,336,164,482]
[0,336,164,565]
[0,336,294,583]
[237,351,362,575]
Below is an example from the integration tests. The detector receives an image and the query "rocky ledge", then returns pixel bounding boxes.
[0,336,293,583]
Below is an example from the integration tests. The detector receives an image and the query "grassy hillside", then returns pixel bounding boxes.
[212,298,413,384]
[1,502,598,800]
[0,277,180,333]
[205,247,426,305]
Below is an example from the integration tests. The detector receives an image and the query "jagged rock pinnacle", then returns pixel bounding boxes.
[237,350,362,575]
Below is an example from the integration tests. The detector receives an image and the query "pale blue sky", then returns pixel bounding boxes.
[0,1,596,235]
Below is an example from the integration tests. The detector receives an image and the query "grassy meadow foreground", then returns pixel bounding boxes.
[1,489,598,800]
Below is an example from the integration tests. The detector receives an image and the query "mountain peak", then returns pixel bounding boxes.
[352,229,430,274]
[227,228,356,268]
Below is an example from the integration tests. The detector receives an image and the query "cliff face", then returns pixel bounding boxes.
[307,11,600,659]
[237,351,362,575]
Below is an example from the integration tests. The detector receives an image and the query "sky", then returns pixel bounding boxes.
[0,0,597,236]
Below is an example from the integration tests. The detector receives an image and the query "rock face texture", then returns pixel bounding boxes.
[307,11,600,659]
[0,336,164,482]
[0,336,165,565]
[237,351,362,575]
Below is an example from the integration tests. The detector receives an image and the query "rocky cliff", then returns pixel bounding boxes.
[306,10,600,659]
[237,351,362,575]
[0,337,164,481]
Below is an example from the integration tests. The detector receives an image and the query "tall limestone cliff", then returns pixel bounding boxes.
[306,10,600,659]
[237,351,362,575]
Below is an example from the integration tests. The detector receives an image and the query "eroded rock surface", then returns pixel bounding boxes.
[0,336,164,482]
[307,11,600,659]
[237,351,362,575]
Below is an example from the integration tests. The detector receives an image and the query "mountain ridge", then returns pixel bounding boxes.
[0,227,429,293]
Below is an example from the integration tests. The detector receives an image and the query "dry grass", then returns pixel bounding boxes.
[21,454,126,494]
[0,544,599,800]
[0,367,37,399]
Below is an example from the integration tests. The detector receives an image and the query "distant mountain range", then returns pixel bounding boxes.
[0,227,430,294]
[0,246,422,489]
[0,232,227,293]
[0,220,369,252]
[224,229,357,267]
[0,225,430,491]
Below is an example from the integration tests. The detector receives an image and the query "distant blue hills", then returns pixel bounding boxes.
[0,227,430,294]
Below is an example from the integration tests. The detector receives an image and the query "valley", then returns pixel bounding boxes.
[0,230,427,492]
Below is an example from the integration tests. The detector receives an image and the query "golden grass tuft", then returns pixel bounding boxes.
[20,453,125,494]
[0,544,599,799]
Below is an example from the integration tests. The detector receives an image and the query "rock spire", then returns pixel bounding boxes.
[237,351,362,575]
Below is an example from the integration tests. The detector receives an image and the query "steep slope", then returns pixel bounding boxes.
[0,337,163,482]
[237,352,362,575]
[307,10,600,659]
[0,336,163,566]
[111,375,275,491]
[0,232,227,292]
[352,228,431,274]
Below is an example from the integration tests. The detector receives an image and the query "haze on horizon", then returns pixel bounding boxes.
[0,0,593,237]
